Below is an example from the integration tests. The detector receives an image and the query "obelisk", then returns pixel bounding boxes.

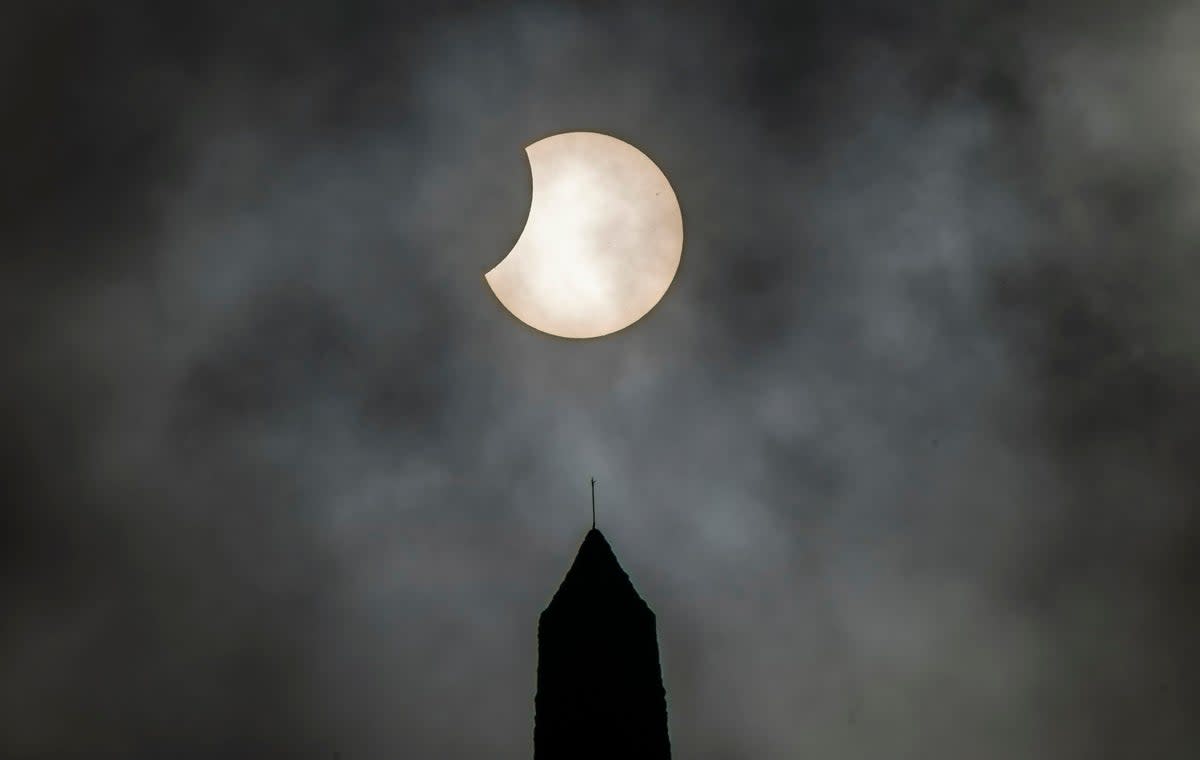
[534,529,671,759]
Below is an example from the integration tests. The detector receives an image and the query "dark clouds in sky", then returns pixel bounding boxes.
[3,1,1198,757]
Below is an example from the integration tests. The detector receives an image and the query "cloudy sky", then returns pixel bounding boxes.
[3,1,1198,757]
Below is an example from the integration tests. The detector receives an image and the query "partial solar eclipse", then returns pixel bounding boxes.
[485,132,683,339]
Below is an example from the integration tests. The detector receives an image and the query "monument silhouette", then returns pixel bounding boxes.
[533,518,671,759]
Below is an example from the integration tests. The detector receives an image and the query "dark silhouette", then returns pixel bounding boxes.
[534,529,671,759]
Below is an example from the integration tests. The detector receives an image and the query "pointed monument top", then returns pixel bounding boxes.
[542,528,651,619]
[534,527,671,759]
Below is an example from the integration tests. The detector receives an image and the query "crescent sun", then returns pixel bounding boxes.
[485,132,684,339]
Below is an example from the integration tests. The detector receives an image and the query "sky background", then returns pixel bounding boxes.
[3,1,1199,758]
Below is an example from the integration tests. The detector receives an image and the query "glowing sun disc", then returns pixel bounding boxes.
[485,132,683,338]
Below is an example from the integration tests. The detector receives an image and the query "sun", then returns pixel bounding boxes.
[484,132,683,339]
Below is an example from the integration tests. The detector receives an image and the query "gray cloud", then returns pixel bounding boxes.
[2,1,1198,758]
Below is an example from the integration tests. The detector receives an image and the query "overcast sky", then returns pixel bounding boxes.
[3,2,1199,758]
